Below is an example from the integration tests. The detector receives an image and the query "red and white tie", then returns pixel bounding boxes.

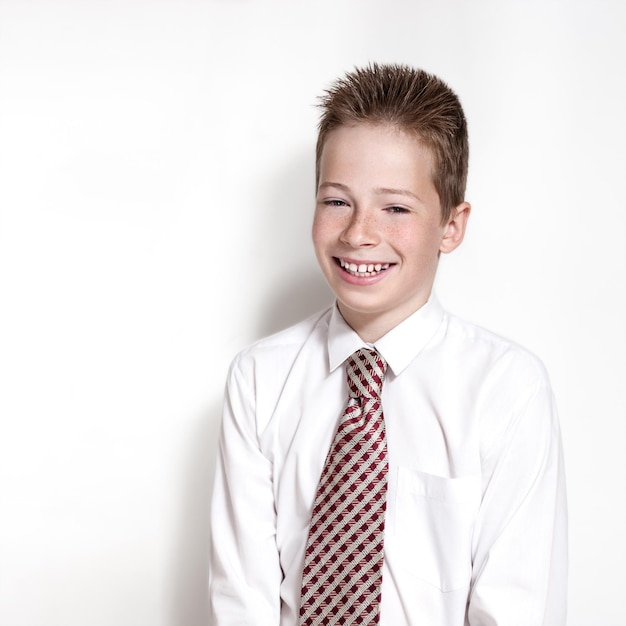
[299,348,388,625]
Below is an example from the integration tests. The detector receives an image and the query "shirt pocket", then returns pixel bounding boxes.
[394,467,481,592]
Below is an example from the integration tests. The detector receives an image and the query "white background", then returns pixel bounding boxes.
[1,1,624,624]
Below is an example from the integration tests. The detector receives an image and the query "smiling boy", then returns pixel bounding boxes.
[313,122,468,342]
[209,64,567,625]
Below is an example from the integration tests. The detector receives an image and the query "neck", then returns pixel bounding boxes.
[337,297,430,343]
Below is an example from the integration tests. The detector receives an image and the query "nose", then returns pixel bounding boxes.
[340,209,380,248]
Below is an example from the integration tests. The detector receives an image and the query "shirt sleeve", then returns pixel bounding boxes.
[467,377,568,625]
[209,356,283,625]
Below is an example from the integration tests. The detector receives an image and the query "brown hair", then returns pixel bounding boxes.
[316,63,469,223]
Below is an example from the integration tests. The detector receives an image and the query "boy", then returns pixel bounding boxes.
[209,64,567,625]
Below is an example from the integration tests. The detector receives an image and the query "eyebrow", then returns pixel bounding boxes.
[318,182,350,193]
[318,182,422,203]
[374,187,422,202]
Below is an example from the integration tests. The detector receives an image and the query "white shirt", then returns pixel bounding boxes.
[209,298,567,625]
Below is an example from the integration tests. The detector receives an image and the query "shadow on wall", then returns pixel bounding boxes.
[253,146,334,339]
[257,267,334,338]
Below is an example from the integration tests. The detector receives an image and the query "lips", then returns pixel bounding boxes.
[337,257,391,277]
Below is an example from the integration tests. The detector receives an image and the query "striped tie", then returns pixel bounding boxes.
[299,348,388,625]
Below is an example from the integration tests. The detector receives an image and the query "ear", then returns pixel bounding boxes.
[440,202,471,254]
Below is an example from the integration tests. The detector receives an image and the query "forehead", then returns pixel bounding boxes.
[318,123,435,185]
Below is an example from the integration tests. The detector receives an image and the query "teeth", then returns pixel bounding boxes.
[339,259,390,277]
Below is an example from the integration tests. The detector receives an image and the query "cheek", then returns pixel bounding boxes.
[311,218,328,260]
[392,223,444,258]
[311,216,323,247]
[312,211,334,247]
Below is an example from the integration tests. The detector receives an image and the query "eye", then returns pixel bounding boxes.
[322,199,348,207]
[386,205,410,214]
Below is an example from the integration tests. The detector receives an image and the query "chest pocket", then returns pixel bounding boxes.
[394,467,481,592]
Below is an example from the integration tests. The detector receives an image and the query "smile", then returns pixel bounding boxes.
[337,258,391,277]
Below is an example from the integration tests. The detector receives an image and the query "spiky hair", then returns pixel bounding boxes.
[316,63,469,222]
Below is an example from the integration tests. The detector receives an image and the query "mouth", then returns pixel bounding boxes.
[336,257,392,278]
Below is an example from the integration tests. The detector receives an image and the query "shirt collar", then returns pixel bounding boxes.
[327,296,445,376]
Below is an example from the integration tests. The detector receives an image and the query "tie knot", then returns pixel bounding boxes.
[346,348,387,399]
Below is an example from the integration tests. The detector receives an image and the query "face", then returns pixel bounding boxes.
[313,123,469,341]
